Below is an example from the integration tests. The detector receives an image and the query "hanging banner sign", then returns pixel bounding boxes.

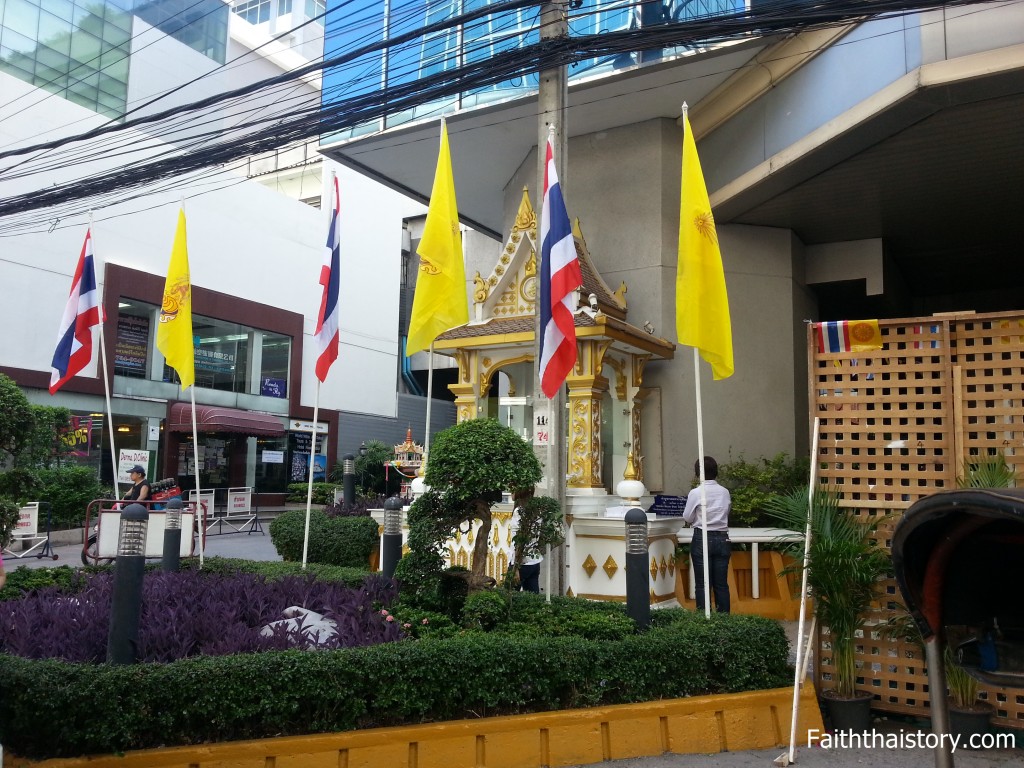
[117,449,151,483]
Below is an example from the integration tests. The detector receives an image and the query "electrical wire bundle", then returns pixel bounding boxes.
[0,0,1015,232]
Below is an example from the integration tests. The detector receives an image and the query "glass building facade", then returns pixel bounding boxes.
[322,0,744,138]
[0,0,228,119]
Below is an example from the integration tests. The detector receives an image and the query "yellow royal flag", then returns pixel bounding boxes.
[156,208,195,389]
[406,120,468,356]
[676,112,734,380]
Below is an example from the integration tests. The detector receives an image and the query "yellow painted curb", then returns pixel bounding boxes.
[4,685,823,768]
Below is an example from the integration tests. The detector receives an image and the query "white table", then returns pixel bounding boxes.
[676,526,803,599]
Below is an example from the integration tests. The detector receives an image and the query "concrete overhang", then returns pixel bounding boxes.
[318,39,772,239]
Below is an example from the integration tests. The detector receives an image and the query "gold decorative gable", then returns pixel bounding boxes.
[474,189,538,322]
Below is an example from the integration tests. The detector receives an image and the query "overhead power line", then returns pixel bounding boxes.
[0,0,1013,223]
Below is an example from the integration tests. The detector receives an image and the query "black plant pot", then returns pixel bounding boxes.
[823,691,874,733]
[947,702,993,748]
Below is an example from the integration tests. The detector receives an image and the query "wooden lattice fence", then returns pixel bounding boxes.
[809,311,1024,728]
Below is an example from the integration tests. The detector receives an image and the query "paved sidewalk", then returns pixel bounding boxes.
[2,526,281,569]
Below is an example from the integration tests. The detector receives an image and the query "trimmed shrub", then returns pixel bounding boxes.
[186,556,371,587]
[461,589,511,631]
[0,613,790,759]
[269,509,378,567]
[286,482,340,504]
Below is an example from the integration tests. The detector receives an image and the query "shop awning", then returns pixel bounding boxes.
[168,403,286,436]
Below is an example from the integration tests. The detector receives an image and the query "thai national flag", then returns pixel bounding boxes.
[538,133,582,399]
[314,177,341,382]
[50,229,101,394]
[816,320,852,354]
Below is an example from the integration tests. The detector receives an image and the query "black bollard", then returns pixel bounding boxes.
[107,503,149,665]
[161,498,182,572]
[342,453,356,506]
[624,506,651,629]
[381,496,404,578]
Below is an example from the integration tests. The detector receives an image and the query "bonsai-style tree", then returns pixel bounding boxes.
[399,418,551,597]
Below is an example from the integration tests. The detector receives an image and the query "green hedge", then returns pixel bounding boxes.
[286,482,340,504]
[269,510,378,567]
[0,612,790,759]
[183,556,372,586]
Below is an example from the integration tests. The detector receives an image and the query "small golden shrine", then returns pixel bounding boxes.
[434,189,675,500]
[390,427,424,497]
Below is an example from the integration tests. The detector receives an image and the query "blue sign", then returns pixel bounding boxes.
[648,494,688,517]
[261,377,287,398]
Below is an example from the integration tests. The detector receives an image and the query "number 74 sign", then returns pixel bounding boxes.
[533,411,550,446]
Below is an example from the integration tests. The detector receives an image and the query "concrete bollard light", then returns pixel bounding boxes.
[342,453,356,506]
[107,503,149,665]
[624,506,651,629]
[382,496,404,578]
[161,498,182,572]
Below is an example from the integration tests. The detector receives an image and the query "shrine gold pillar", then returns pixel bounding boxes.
[449,350,480,424]
[566,340,612,490]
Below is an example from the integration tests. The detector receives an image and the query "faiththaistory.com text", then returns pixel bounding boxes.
[808,729,1016,753]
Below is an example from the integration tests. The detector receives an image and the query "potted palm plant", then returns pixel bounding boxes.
[938,452,1013,742]
[766,486,891,732]
[945,644,992,743]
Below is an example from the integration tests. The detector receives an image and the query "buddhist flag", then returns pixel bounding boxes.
[816,320,883,353]
[156,208,195,389]
[676,111,733,380]
[406,119,468,356]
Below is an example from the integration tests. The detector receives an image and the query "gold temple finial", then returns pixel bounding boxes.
[513,188,536,232]
[624,451,639,481]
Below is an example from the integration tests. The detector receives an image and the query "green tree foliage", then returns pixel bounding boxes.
[0,498,19,548]
[34,466,110,528]
[505,495,565,589]
[716,452,809,527]
[21,405,72,469]
[401,419,549,598]
[345,439,402,497]
[0,373,33,465]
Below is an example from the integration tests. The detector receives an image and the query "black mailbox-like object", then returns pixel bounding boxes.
[893,487,1024,689]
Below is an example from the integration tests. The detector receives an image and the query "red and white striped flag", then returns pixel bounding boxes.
[315,178,341,382]
[538,133,582,398]
[50,229,101,394]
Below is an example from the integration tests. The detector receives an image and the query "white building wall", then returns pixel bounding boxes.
[0,16,424,422]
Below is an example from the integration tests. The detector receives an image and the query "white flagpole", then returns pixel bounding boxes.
[302,382,321,569]
[190,386,202,567]
[423,341,435,464]
[89,216,121,503]
[693,347,712,618]
[785,416,822,764]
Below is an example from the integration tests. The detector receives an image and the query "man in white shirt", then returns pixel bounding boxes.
[682,456,732,613]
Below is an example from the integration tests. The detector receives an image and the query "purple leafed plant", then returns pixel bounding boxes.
[0,569,402,663]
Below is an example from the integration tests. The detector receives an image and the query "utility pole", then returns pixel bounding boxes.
[536,1,569,596]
